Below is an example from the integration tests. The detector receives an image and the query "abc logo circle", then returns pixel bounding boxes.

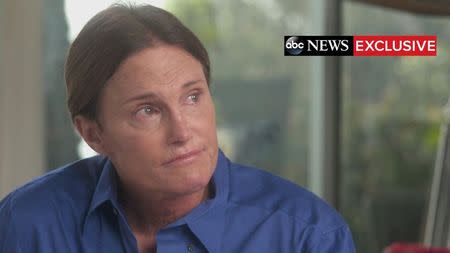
[285,36,304,55]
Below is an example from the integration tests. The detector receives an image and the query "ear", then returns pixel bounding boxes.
[73,115,108,155]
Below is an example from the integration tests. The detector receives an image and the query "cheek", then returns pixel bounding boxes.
[193,97,216,127]
[102,122,165,164]
[190,102,217,143]
[205,102,218,139]
[196,104,219,170]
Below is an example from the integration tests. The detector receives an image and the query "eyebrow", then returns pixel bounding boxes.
[123,79,203,105]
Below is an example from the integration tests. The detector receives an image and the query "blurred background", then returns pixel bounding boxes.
[1,0,449,252]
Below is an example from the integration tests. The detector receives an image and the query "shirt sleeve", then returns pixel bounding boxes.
[0,194,22,253]
[307,225,356,253]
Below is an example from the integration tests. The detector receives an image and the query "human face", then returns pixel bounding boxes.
[97,45,218,198]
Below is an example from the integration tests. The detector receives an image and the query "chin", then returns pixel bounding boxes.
[173,170,213,196]
[188,173,212,190]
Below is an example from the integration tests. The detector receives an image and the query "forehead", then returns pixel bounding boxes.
[105,45,205,97]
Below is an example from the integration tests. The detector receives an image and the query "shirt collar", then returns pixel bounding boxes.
[83,158,120,233]
[83,148,231,251]
[185,149,231,253]
[89,158,120,211]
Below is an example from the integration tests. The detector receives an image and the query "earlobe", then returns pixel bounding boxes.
[73,116,107,155]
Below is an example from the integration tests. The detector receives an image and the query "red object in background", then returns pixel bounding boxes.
[384,243,450,253]
[353,35,437,56]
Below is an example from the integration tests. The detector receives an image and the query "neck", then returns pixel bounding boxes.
[118,183,211,234]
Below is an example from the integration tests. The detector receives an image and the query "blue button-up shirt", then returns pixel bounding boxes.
[0,150,355,252]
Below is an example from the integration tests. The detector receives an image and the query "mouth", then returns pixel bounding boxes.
[163,149,203,166]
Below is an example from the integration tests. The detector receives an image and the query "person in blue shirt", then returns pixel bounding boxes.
[0,4,356,253]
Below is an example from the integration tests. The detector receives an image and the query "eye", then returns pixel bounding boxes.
[187,93,200,104]
[136,105,159,117]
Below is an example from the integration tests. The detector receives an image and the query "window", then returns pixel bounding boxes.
[341,2,450,252]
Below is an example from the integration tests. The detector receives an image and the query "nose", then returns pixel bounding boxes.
[166,109,192,145]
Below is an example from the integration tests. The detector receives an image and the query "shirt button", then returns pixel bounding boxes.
[187,243,194,252]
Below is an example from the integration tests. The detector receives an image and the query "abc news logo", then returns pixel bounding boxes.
[284,35,437,56]
[284,36,353,56]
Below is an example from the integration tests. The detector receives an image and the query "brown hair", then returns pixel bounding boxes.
[65,4,211,121]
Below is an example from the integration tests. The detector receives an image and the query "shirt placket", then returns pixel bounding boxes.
[156,225,206,253]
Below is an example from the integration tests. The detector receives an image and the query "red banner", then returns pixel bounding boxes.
[353,35,437,56]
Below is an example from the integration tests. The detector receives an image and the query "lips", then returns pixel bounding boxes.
[163,149,203,166]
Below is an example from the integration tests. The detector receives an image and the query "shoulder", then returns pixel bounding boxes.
[0,156,107,251]
[226,162,347,233]
[223,162,356,251]
[0,155,106,222]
